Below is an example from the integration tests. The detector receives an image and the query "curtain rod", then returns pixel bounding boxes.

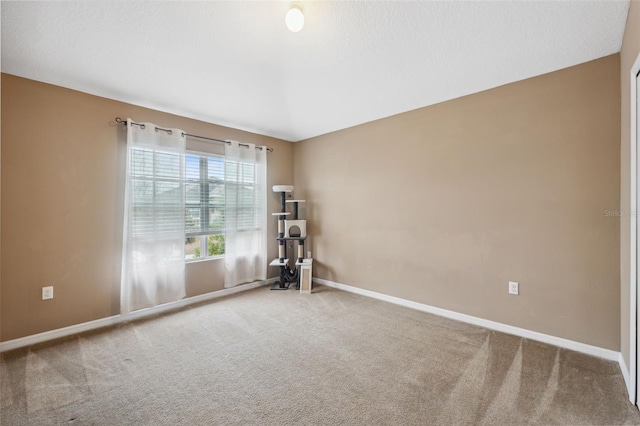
[114,117,273,152]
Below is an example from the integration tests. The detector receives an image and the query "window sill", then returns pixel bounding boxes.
[186,256,224,264]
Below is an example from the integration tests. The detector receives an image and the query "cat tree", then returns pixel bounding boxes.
[270,185,313,293]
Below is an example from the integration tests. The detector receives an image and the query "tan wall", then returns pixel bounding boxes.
[0,53,623,350]
[0,74,293,341]
[620,0,640,371]
[294,55,621,350]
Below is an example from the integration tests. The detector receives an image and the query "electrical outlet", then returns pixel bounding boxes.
[508,281,519,295]
[42,286,54,300]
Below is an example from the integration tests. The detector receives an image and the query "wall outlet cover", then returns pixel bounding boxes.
[42,286,54,300]
[508,281,519,295]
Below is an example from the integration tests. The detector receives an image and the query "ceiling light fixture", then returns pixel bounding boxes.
[285,2,304,33]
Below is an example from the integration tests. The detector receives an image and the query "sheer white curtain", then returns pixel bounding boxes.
[224,141,267,287]
[121,119,186,314]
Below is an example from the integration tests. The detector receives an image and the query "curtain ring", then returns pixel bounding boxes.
[140,124,146,129]
[167,130,173,135]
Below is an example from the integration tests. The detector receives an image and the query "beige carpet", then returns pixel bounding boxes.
[1,285,639,425]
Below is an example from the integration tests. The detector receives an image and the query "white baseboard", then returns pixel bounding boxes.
[619,352,634,403]
[314,278,620,362]
[0,278,276,353]
[3,276,622,366]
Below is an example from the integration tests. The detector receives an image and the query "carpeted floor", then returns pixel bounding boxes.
[1,284,639,425]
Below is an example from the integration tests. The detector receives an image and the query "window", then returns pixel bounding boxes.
[225,159,261,232]
[185,152,225,260]
[130,148,183,241]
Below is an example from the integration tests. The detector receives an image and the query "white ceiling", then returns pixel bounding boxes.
[1,1,630,142]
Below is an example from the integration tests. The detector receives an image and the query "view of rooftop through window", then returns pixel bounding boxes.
[185,153,226,260]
